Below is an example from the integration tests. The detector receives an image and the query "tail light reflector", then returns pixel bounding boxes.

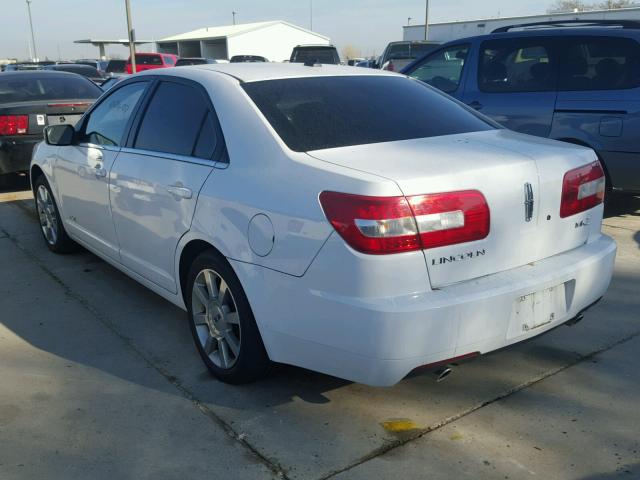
[0,115,28,136]
[560,161,605,218]
[319,190,490,255]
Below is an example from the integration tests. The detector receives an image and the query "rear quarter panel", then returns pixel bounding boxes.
[185,71,402,277]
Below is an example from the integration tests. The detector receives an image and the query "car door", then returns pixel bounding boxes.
[54,81,149,260]
[109,77,224,293]
[404,43,471,100]
[463,37,558,137]
[552,35,640,191]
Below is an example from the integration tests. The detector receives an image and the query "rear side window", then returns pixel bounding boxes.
[479,39,555,93]
[135,81,217,158]
[242,76,493,152]
[558,36,640,91]
[0,75,101,103]
[83,82,147,146]
[408,44,469,93]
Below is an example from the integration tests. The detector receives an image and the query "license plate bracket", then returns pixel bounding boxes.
[508,284,568,338]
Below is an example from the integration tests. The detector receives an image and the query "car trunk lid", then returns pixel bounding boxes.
[309,129,599,287]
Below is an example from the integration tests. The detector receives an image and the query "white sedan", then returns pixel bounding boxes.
[30,64,616,386]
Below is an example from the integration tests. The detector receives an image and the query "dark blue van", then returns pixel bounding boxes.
[402,20,640,194]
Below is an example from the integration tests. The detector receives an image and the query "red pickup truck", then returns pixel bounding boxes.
[125,53,178,74]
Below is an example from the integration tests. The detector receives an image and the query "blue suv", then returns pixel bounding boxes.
[402,20,640,194]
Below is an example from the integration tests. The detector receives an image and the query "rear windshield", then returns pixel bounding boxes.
[106,60,126,73]
[291,48,339,64]
[388,43,439,60]
[242,76,493,152]
[50,65,99,77]
[135,54,162,65]
[176,58,206,66]
[0,75,102,103]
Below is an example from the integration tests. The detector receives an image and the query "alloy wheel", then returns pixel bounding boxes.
[191,268,242,369]
[36,185,58,246]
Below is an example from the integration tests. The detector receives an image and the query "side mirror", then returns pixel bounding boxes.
[44,124,75,146]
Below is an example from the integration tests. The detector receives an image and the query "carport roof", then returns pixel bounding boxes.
[158,21,329,42]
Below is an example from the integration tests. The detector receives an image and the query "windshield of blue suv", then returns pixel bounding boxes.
[242,75,494,152]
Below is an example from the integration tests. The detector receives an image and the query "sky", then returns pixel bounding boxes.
[1,0,545,60]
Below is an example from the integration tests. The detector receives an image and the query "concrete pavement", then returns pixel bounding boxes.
[0,186,638,480]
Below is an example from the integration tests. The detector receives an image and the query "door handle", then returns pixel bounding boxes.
[93,163,107,178]
[166,185,193,199]
[468,100,483,110]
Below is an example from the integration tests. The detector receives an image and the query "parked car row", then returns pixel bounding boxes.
[402,19,640,194]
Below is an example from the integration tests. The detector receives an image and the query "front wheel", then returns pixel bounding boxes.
[33,176,78,254]
[186,250,271,384]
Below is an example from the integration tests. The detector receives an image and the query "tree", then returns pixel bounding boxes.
[548,0,638,11]
[341,45,360,61]
[596,0,638,8]
[547,0,594,12]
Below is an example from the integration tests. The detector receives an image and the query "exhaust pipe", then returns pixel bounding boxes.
[565,313,584,327]
[434,367,453,382]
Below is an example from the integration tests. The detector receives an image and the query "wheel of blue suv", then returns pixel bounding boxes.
[33,175,78,254]
[186,250,271,384]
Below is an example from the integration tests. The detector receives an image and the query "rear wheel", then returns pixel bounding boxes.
[33,176,78,253]
[186,250,271,384]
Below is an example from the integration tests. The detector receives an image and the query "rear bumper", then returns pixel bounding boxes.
[0,137,40,175]
[233,234,616,386]
[599,150,640,194]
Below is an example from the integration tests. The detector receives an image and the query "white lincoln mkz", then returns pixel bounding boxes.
[31,64,616,386]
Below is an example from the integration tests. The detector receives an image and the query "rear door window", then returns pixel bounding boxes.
[242,75,493,152]
[134,80,218,159]
[479,39,556,93]
[408,44,469,93]
[558,36,640,91]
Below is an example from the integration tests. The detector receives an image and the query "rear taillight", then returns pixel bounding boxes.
[319,190,490,255]
[0,115,28,136]
[409,190,491,249]
[560,161,605,218]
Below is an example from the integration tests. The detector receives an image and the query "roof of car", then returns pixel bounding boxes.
[0,70,90,79]
[137,63,398,83]
[447,26,640,45]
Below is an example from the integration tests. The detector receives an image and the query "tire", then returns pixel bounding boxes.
[33,176,78,254]
[0,173,13,191]
[186,250,271,384]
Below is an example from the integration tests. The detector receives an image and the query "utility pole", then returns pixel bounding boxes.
[125,0,137,73]
[232,11,237,25]
[424,0,430,41]
[25,0,37,61]
[310,0,313,30]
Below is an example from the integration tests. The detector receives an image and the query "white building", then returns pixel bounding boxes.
[404,7,640,44]
[157,21,330,62]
